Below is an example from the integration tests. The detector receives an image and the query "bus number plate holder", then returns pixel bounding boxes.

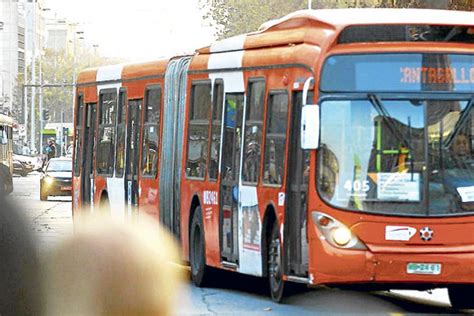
[406,263,441,275]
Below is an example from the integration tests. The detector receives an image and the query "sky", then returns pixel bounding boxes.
[44,0,216,61]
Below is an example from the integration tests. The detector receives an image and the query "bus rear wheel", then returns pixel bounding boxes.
[448,285,474,309]
[190,207,209,287]
[268,221,285,302]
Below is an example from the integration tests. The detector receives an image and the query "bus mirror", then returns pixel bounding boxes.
[301,104,320,150]
[302,77,314,106]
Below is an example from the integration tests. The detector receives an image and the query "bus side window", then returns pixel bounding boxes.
[141,86,161,177]
[185,81,211,179]
[115,90,127,178]
[96,90,117,176]
[208,80,223,181]
[263,91,289,185]
[242,78,265,184]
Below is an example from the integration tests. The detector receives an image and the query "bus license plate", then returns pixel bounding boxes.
[407,263,441,275]
[61,186,72,191]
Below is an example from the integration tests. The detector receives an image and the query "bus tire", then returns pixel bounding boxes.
[190,207,209,287]
[448,285,474,309]
[99,193,110,212]
[268,220,285,302]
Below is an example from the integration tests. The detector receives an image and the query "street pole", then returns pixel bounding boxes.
[30,1,36,152]
[60,110,64,157]
[39,54,43,152]
[71,30,84,125]
[24,13,28,144]
[8,0,13,112]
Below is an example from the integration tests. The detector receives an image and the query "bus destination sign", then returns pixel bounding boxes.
[400,66,474,85]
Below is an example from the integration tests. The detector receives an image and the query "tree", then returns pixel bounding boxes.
[378,0,473,9]
[41,49,75,123]
[200,0,308,40]
[41,48,124,124]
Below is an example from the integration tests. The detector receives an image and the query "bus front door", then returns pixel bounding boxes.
[125,100,142,214]
[220,93,244,264]
[81,103,97,208]
[284,91,310,277]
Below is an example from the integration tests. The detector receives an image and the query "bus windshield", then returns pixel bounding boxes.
[318,54,474,217]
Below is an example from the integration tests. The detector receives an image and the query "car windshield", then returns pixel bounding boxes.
[318,97,474,217]
[47,160,72,172]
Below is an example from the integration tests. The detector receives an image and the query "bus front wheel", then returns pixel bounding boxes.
[190,207,209,287]
[449,285,474,309]
[268,221,285,302]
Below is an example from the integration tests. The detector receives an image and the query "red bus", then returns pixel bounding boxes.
[73,9,474,307]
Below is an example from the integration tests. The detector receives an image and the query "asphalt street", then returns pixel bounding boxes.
[7,173,470,315]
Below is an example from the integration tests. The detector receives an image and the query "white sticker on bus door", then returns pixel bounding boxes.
[90,178,94,212]
[238,185,262,276]
[107,177,126,220]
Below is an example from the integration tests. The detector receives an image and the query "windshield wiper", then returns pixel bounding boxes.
[444,97,474,148]
[368,94,413,152]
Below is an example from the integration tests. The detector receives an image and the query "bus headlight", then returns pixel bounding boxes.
[332,227,352,247]
[312,212,367,250]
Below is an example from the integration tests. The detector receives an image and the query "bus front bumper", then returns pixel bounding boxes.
[309,245,474,288]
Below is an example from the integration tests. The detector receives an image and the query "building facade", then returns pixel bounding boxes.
[0,0,21,112]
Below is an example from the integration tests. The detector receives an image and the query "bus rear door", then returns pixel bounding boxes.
[125,99,142,215]
[220,93,244,264]
[82,103,97,208]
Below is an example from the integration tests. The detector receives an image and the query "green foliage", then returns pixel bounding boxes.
[41,49,74,123]
[200,0,307,39]
[201,0,473,40]
[378,0,473,9]
[40,49,122,123]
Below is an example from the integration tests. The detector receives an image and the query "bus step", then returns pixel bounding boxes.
[287,275,310,284]
[221,261,238,270]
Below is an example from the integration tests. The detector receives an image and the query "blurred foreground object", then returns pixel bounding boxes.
[0,196,44,315]
[46,213,183,316]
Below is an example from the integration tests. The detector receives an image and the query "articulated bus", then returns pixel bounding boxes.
[0,114,14,173]
[73,9,474,307]
[0,114,14,194]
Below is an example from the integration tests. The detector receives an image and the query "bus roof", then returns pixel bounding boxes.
[0,114,14,126]
[197,8,474,54]
[78,8,474,82]
[259,9,474,31]
[77,58,171,85]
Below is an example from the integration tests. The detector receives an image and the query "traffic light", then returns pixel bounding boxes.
[42,109,50,121]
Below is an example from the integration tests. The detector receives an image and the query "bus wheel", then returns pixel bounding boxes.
[268,221,285,302]
[99,194,110,212]
[190,207,209,287]
[448,285,474,309]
